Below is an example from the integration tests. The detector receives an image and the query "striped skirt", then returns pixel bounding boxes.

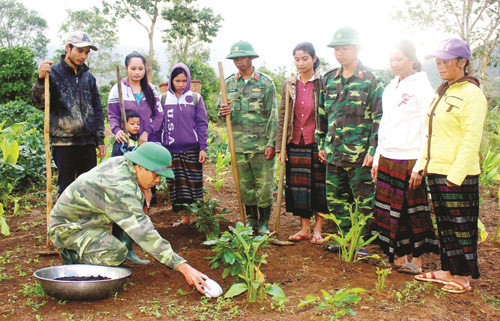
[372,156,439,262]
[427,174,480,279]
[167,148,203,212]
[285,142,328,218]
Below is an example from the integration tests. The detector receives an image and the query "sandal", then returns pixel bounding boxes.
[310,235,324,245]
[414,271,448,284]
[288,233,310,242]
[441,280,471,294]
[397,263,422,275]
[356,248,370,259]
[322,243,340,253]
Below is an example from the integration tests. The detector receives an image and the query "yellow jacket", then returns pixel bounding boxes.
[420,78,487,186]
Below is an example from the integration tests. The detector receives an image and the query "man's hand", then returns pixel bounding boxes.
[318,150,326,164]
[139,131,149,145]
[371,166,378,181]
[38,61,54,79]
[408,171,423,190]
[177,263,209,294]
[276,151,288,165]
[264,146,275,160]
[220,103,231,116]
[115,130,128,144]
[199,150,207,163]
[97,145,106,158]
[141,187,152,213]
[362,155,373,167]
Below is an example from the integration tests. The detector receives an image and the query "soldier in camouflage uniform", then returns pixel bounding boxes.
[219,40,278,234]
[316,27,384,246]
[48,142,210,294]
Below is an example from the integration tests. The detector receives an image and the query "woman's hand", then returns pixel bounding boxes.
[318,150,326,164]
[371,166,378,181]
[199,150,207,163]
[409,171,422,189]
[139,131,149,145]
[276,151,288,165]
[115,130,128,144]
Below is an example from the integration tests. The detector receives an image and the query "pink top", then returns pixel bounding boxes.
[291,79,316,144]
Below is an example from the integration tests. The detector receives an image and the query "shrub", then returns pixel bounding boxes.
[0,46,37,103]
[0,101,44,129]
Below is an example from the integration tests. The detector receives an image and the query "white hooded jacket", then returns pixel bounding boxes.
[373,71,434,172]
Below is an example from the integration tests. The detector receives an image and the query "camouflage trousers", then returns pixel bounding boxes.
[49,226,127,266]
[235,152,275,208]
[325,164,374,233]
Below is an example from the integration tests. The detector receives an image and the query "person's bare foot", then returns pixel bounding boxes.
[394,255,409,267]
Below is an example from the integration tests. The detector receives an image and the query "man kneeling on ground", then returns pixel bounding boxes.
[48,142,209,294]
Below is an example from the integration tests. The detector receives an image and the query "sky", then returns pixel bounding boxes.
[20,0,452,79]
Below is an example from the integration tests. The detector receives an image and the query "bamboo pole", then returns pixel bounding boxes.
[218,62,245,224]
[273,83,291,233]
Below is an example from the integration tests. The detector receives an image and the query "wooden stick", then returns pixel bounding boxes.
[273,83,291,233]
[116,65,128,137]
[43,74,53,248]
[218,62,245,224]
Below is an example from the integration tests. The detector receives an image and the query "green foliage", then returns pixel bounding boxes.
[0,0,48,59]
[480,146,500,188]
[257,65,291,103]
[206,151,230,192]
[0,101,44,129]
[186,60,219,121]
[0,121,25,207]
[321,198,379,262]
[182,195,229,240]
[206,122,228,162]
[0,46,37,103]
[492,186,500,242]
[394,280,432,306]
[0,204,9,236]
[375,267,392,293]
[298,287,366,320]
[204,222,285,304]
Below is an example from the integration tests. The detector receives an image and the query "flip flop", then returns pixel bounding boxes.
[441,280,471,294]
[414,271,448,284]
[288,233,310,242]
[356,248,370,259]
[322,243,340,253]
[397,263,422,275]
[310,235,324,245]
[374,259,402,268]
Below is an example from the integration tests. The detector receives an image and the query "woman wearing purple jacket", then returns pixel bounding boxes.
[162,63,208,226]
[108,52,164,145]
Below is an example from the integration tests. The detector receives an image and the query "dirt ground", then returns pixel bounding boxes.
[1,162,500,320]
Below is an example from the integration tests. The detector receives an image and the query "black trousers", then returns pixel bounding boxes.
[52,145,97,195]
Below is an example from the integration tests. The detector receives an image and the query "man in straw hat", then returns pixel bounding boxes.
[48,142,210,294]
[219,40,278,234]
[32,31,106,196]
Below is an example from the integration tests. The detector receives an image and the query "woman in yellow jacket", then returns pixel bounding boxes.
[415,38,487,294]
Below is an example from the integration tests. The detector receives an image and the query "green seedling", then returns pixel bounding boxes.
[298,287,366,320]
[206,151,231,191]
[183,194,229,240]
[375,267,392,293]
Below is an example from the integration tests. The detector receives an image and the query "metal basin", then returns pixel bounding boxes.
[34,264,131,301]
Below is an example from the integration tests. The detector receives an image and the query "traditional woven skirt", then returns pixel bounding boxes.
[167,148,203,212]
[285,142,328,218]
[372,156,439,262]
[427,174,480,279]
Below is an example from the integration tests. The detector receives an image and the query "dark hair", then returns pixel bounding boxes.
[124,52,156,113]
[170,67,187,92]
[396,40,422,72]
[293,42,320,71]
[125,109,140,121]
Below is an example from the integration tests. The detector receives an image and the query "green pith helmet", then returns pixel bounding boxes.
[327,27,360,47]
[124,142,174,178]
[226,40,259,59]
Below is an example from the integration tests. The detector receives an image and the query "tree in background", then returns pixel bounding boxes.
[186,59,218,121]
[394,0,500,85]
[59,7,120,85]
[0,0,48,60]
[162,0,222,63]
[0,47,36,103]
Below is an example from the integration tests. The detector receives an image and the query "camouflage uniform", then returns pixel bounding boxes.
[48,156,186,269]
[221,69,278,208]
[316,63,384,231]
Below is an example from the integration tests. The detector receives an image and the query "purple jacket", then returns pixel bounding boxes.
[162,63,208,153]
[107,78,164,142]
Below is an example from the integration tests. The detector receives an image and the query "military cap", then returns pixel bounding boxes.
[327,27,360,47]
[124,142,174,178]
[226,40,259,59]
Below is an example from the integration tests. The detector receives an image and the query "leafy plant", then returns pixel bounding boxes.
[321,198,378,262]
[480,146,500,188]
[204,222,286,304]
[0,46,37,103]
[492,186,500,242]
[298,287,366,320]
[393,280,432,306]
[0,204,9,236]
[183,195,229,240]
[206,151,231,191]
[375,267,392,293]
[0,121,25,208]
